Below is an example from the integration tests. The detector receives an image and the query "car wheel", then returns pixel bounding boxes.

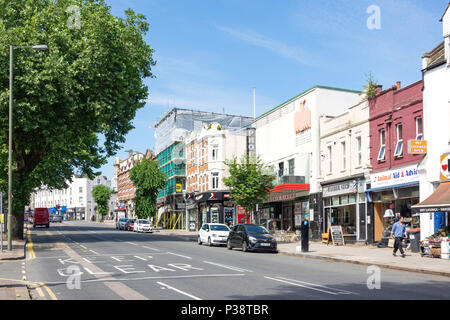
[33,224,36,229]
[227,239,233,250]
[198,236,202,245]
[208,237,212,247]
[46,223,49,228]
[242,240,248,252]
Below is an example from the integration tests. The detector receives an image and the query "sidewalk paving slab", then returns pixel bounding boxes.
[0,239,26,261]
[0,280,31,300]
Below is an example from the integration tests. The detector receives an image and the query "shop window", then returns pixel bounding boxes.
[394,123,403,157]
[344,211,350,224]
[332,196,339,206]
[340,195,348,205]
[377,129,386,161]
[358,193,366,203]
[416,117,423,140]
[349,194,356,204]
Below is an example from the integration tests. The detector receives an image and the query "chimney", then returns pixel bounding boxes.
[396,81,401,90]
[128,149,133,158]
[375,85,383,94]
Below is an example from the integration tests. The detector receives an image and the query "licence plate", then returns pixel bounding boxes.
[260,243,271,247]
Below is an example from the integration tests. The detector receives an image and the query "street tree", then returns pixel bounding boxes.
[129,159,167,219]
[0,0,155,239]
[223,154,274,223]
[92,184,112,222]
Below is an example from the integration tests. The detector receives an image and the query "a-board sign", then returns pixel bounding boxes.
[330,225,345,245]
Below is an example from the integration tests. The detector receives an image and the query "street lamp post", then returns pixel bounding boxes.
[8,44,48,250]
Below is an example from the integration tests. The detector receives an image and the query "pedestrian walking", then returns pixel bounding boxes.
[391,216,407,258]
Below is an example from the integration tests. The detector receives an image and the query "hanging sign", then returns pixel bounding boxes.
[441,154,450,180]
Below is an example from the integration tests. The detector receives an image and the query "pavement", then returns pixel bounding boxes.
[151,229,450,278]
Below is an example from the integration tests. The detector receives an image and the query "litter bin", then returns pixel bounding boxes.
[408,228,420,253]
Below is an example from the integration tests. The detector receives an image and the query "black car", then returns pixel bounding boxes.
[227,224,277,253]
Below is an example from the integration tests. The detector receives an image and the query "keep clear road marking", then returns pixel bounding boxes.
[203,261,252,273]
[157,281,202,300]
[167,252,192,259]
[264,276,358,296]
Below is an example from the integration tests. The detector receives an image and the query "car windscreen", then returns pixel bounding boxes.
[210,225,230,231]
[245,225,270,234]
[138,220,149,224]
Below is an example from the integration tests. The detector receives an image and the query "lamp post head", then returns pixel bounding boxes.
[32,45,48,51]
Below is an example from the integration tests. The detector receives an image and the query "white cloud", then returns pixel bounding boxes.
[216,25,318,67]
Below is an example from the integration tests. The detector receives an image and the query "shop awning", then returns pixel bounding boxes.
[411,182,450,213]
[366,181,419,192]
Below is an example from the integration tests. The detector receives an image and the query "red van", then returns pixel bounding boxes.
[33,208,50,228]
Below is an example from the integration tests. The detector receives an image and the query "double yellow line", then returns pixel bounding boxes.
[26,229,35,260]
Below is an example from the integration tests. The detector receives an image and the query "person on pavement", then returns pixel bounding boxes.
[391,216,407,258]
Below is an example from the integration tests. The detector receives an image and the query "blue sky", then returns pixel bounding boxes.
[99,0,448,179]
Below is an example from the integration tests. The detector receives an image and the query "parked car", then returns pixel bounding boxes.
[33,208,50,228]
[116,218,128,230]
[125,219,135,231]
[134,219,153,233]
[227,224,277,253]
[198,223,230,246]
[51,214,63,223]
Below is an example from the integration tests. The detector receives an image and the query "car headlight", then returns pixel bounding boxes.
[248,236,257,243]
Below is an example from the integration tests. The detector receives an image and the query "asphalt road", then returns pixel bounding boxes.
[14,221,450,300]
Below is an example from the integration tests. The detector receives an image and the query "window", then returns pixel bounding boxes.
[394,124,403,157]
[212,172,219,189]
[416,117,423,140]
[288,159,295,176]
[79,187,83,193]
[378,129,386,161]
[341,141,346,170]
[327,145,332,173]
[278,162,284,177]
[356,136,362,166]
[211,145,218,161]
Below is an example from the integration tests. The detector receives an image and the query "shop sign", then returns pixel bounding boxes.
[441,154,450,180]
[195,192,230,202]
[371,165,419,189]
[408,140,427,154]
[247,128,256,156]
[176,184,182,193]
[322,180,365,197]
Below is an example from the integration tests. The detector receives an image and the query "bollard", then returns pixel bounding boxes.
[301,220,309,252]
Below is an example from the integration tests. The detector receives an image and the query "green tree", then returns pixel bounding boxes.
[129,159,167,219]
[92,184,112,222]
[0,0,155,239]
[363,71,379,99]
[223,154,274,223]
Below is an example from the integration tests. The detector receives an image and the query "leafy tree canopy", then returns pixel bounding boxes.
[0,0,155,238]
[223,154,274,218]
[129,158,167,219]
[92,184,112,218]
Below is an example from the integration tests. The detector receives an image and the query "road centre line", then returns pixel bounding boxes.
[167,252,192,259]
[264,276,356,296]
[203,261,252,273]
[34,273,245,286]
[157,281,202,300]
[275,276,357,295]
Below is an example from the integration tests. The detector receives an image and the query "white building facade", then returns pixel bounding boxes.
[254,85,361,237]
[32,175,114,221]
[414,5,450,239]
[319,98,371,241]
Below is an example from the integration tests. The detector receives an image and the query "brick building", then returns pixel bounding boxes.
[114,149,155,219]
[367,80,423,243]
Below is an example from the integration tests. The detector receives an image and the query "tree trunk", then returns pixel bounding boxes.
[11,211,24,240]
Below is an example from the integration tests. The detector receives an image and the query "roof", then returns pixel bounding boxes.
[412,182,450,212]
[422,41,446,71]
[254,85,361,121]
[440,3,450,21]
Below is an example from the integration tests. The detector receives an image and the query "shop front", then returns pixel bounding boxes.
[367,164,420,243]
[263,188,310,231]
[196,191,233,229]
[322,178,367,242]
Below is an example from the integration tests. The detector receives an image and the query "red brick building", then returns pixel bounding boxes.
[367,80,423,243]
[114,149,155,219]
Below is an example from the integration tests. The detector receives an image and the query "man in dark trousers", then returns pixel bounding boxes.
[391,216,407,257]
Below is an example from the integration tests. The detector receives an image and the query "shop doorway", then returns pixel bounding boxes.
[283,206,293,231]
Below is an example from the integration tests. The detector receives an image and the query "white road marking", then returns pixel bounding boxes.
[80,245,87,249]
[275,276,357,295]
[203,261,252,273]
[141,246,160,252]
[89,250,99,255]
[167,252,192,259]
[264,276,357,295]
[157,281,202,300]
[126,242,139,246]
